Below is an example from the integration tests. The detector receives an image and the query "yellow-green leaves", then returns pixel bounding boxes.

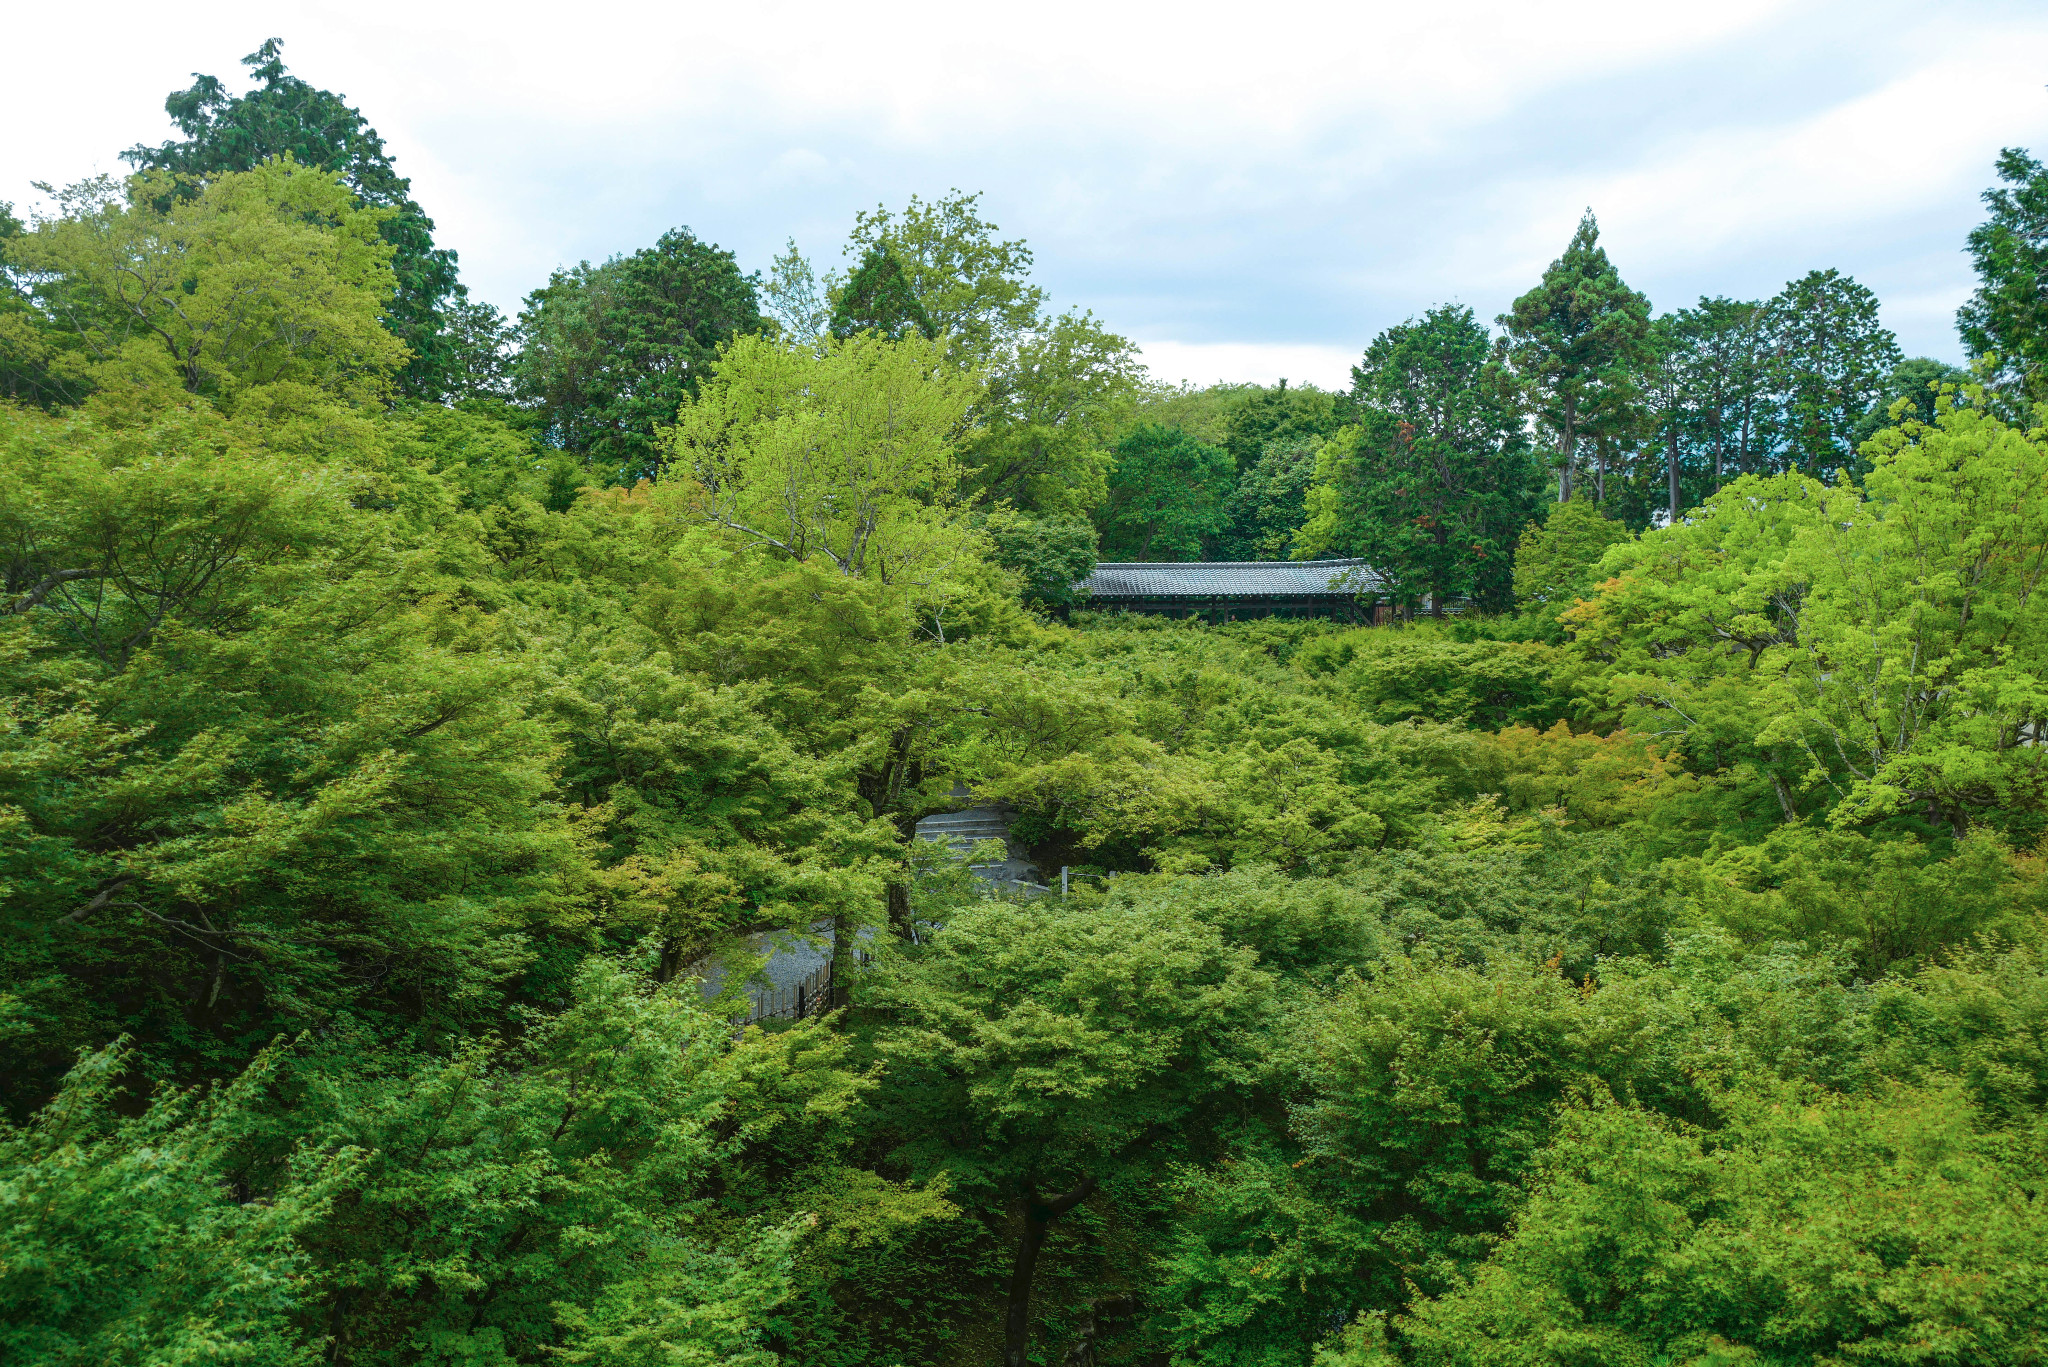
[663,331,979,589]
[1579,395,2048,836]
[9,160,402,402]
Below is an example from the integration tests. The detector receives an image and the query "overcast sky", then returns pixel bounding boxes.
[9,0,2048,388]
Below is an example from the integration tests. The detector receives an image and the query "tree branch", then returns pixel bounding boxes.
[7,568,109,615]
[59,874,136,925]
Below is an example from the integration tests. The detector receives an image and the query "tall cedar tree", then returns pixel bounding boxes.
[1764,268,1900,478]
[1958,147,2048,401]
[1660,297,1775,494]
[1298,304,1536,613]
[122,40,464,401]
[1498,211,1653,502]
[830,246,937,342]
[515,228,762,483]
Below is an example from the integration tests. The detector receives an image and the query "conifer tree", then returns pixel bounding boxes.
[1958,147,2048,401]
[1298,304,1536,612]
[1763,268,1899,477]
[1499,211,1654,502]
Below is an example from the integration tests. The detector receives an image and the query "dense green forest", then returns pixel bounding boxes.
[5,39,2048,1367]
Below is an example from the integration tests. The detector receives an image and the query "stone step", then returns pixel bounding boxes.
[918,810,1009,827]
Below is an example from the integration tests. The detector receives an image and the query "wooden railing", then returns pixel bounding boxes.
[743,960,835,1023]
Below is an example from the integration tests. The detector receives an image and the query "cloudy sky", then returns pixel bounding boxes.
[9,0,2048,387]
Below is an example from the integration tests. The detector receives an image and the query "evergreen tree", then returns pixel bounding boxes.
[122,39,464,401]
[1958,147,2048,401]
[1218,379,1344,475]
[1850,356,1969,448]
[1097,422,1235,560]
[1763,268,1900,477]
[1213,435,1319,560]
[1663,296,1776,489]
[515,227,762,483]
[829,245,937,342]
[1498,211,1654,502]
[1297,304,1537,613]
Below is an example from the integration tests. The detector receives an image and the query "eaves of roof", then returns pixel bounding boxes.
[1082,558,1383,598]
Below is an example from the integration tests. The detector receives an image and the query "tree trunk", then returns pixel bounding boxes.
[1558,397,1577,501]
[1003,1177,1098,1367]
[884,881,914,940]
[1667,428,1681,526]
[828,912,857,1006]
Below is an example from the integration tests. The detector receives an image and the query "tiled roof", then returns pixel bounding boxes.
[1083,558,1383,598]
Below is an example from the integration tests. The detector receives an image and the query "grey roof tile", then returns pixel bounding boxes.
[1082,558,1382,598]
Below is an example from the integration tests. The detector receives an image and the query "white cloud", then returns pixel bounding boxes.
[6,0,2046,362]
[1137,340,1358,391]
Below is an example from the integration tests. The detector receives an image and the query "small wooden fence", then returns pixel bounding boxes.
[743,961,835,1023]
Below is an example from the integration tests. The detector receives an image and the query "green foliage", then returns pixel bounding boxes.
[1498,211,1654,503]
[1510,496,1631,619]
[981,507,1098,610]
[963,309,1140,516]
[516,227,762,483]
[0,1043,349,1366]
[829,246,935,342]
[1220,380,1346,475]
[1098,422,1235,559]
[1849,356,1968,447]
[11,77,2048,1367]
[1300,304,1538,610]
[1679,827,2036,980]
[0,398,582,1102]
[1374,1082,2048,1367]
[1302,627,1574,730]
[662,330,979,586]
[1215,434,1318,559]
[10,163,403,402]
[843,189,1046,364]
[866,894,1275,1190]
[1762,268,1901,476]
[1574,397,2048,839]
[1,960,821,1366]
[120,39,464,401]
[1958,146,2048,401]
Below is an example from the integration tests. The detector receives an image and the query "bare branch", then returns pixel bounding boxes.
[7,568,109,616]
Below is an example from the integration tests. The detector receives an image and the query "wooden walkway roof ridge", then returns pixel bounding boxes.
[1082,557,1383,599]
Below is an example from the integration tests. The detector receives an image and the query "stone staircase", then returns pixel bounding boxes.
[915,808,1015,853]
[914,802,1046,892]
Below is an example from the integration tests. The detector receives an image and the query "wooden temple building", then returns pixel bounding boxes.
[1079,558,1392,622]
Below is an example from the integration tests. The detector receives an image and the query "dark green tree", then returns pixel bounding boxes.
[1213,434,1319,560]
[1850,356,1969,448]
[438,295,518,404]
[122,39,464,401]
[1958,147,2048,401]
[515,227,762,483]
[981,508,1100,610]
[1498,211,1654,503]
[829,245,936,342]
[1097,422,1235,560]
[1297,304,1538,613]
[1218,379,1344,474]
[1663,296,1777,490]
[1763,268,1900,477]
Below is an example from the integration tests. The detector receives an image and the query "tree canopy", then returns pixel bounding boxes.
[7,56,2048,1367]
